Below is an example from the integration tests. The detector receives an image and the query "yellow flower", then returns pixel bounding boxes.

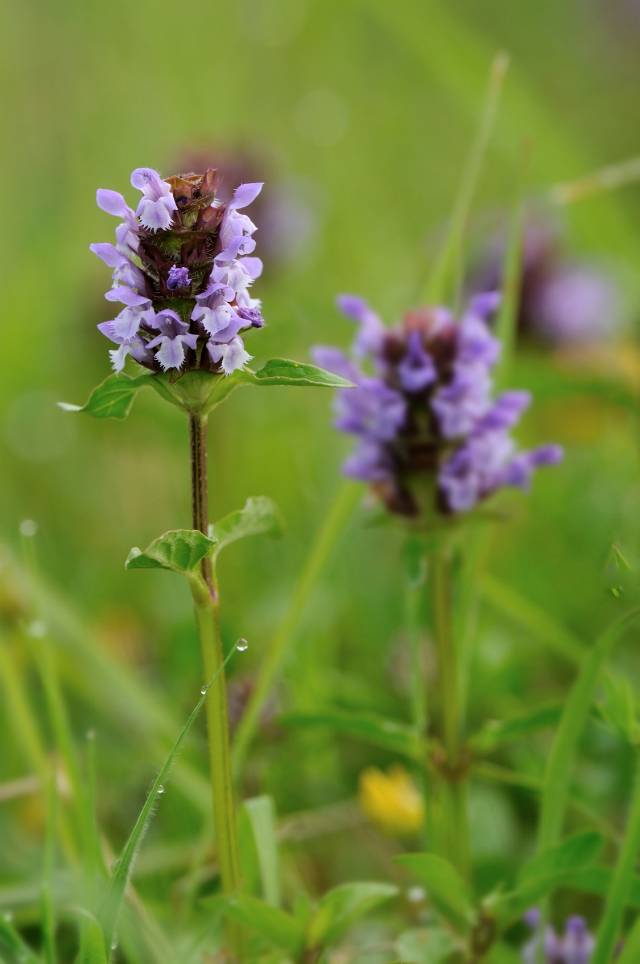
[358,764,424,837]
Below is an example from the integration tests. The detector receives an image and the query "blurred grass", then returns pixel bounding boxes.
[3,0,640,950]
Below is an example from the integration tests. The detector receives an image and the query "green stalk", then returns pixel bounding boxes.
[592,750,640,964]
[429,540,469,878]
[232,480,361,775]
[188,413,242,953]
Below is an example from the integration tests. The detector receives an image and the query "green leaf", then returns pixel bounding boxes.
[242,795,281,907]
[496,831,604,931]
[76,912,109,964]
[559,865,640,906]
[538,609,640,854]
[241,358,355,389]
[617,914,640,964]
[98,649,235,954]
[215,896,305,955]
[58,372,153,420]
[307,881,398,949]
[470,702,563,754]
[395,927,457,964]
[280,708,425,761]
[593,674,640,746]
[125,529,216,575]
[209,497,284,560]
[520,830,604,885]
[592,762,640,964]
[0,914,42,963]
[394,854,476,934]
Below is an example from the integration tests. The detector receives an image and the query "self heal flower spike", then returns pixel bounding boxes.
[92,166,265,377]
[314,294,563,517]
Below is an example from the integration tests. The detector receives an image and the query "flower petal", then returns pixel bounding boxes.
[230,182,263,210]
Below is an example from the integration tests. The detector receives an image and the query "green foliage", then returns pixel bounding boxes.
[242,795,281,907]
[209,496,284,561]
[470,702,563,753]
[58,373,154,420]
[307,881,399,948]
[214,895,306,956]
[495,832,604,930]
[281,708,426,760]
[394,854,476,934]
[98,653,233,955]
[60,359,353,422]
[213,882,397,959]
[395,927,458,964]
[125,529,216,575]
[0,914,42,963]
[537,609,640,854]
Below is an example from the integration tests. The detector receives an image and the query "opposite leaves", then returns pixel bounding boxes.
[60,358,354,420]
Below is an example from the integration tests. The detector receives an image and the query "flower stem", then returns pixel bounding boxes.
[429,541,470,878]
[188,413,242,946]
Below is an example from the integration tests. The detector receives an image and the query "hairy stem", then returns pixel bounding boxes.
[188,413,242,950]
[430,542,470,877]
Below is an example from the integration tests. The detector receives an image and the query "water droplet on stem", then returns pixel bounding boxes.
[236,638,249,652]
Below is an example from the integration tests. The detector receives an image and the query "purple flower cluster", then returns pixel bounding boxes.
[522,910,594,964]
[313,295,562,516]
[91,168,265,376]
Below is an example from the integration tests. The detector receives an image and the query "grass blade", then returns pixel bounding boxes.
[537,608,640,854]
[423,52,509,305]
[98,646,236,956]
[493,141,530,391]
[40,764,56,964]
[617,913,640,964]
[592,755,640,964]
[243,796,281,907]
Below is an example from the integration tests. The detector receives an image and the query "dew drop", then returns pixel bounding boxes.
[28,620,47,638]
[201,685,207,695]
[86,729,96,741]
[236,638,249,652]
[157,785,164,794]
[111,941,118,951]
[19,519,37,538]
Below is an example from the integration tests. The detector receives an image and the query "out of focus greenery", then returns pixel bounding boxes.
[4,0,640,960]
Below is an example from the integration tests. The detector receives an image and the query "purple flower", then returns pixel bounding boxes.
[398,332,437,393]
[237,306,264,328]
[96,189,140,254]
[343,437,393,483]
[99,287,156,342]
[337,295,386,358]
[192,284,245,341]
[130,168,177,232]
[219,182,263,250]
[207,336,253,375]
[334,378,406,441]
[146,310,198,371]
[315,291,562,517]
[522,912,594,964]
[90,242,147,292]
[431,364,493,439]
[167,265,191,290]
[92,166,265,377]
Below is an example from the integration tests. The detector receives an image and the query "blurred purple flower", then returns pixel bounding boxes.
[522,912,594,964]
[470,221,621,346]
[314,294,562,517]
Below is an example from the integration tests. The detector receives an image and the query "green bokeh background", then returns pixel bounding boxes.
[3,0,640,949]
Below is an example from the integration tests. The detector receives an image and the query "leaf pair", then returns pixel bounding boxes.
[59,358,354,420]
[124,496,284,577]
[209,881,398,960]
